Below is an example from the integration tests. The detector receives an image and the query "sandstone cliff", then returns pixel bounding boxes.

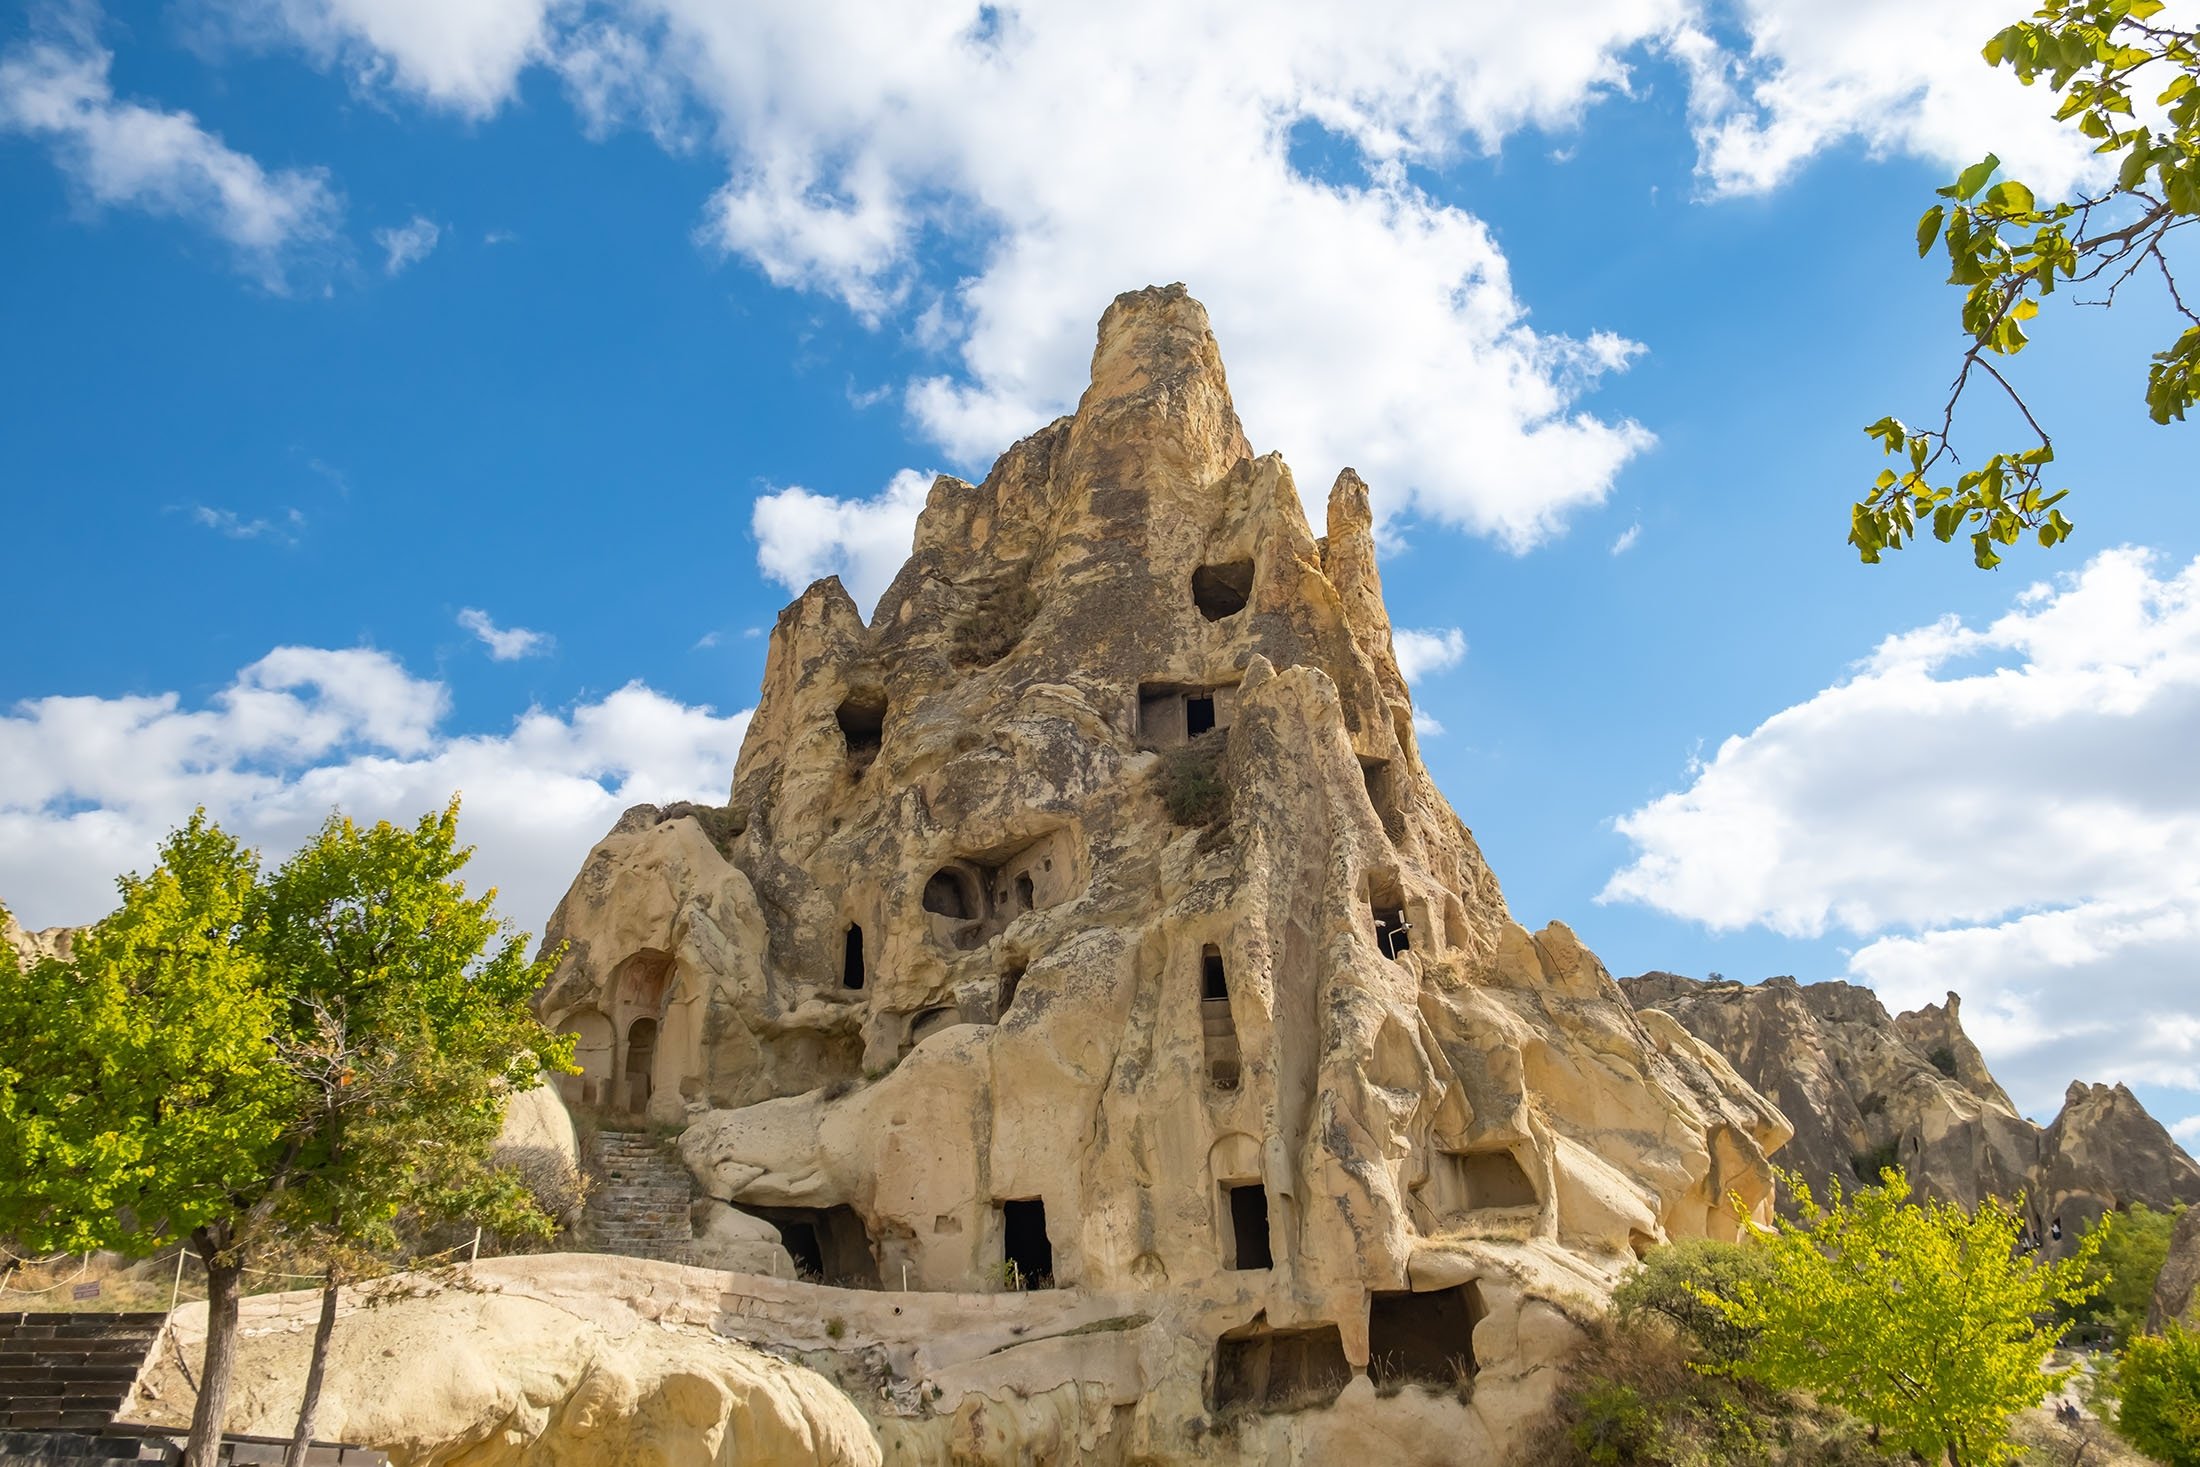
[2,910,75,966]
[1621,973,2200,1244]
[525,286,1791,1463]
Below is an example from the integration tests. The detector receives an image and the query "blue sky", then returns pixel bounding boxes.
[3,0,2197,1131]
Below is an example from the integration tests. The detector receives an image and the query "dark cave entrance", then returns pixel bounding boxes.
[1226,1183,1272,1270]
[1368,1284,1484,1390]
[747,1204,880,1288]
[1211,1320,1350,1412]
[1001,1198,1054,1288]
[1190,560,1254,621]
[842,923,865,990]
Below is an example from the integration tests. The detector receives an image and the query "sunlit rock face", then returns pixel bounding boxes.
[533,284,1790,1463]
[1622,974,2200,1245]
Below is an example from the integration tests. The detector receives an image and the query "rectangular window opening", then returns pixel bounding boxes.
[1185,695,1217,737]
[1227,1183,1272,1270]
[1000,1198,1054,1289]
[1201,944,1228,1001]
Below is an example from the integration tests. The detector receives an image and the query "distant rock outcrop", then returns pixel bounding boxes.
[1620,973,2200,1245]
[2,910,75,966]
[2147,1203,2200,1332]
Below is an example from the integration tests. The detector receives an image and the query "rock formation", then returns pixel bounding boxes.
[2,910,75,966]
[1621,973,2200,1245]
[125,1256,879,1467]
[2147,1203,2200,1332]
[528,284,1789,1463]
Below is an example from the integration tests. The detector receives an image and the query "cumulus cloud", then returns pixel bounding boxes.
[207,0,558,117]
[0,646,750,936]
[1674,0,2147,198]
[457,607,553,660]
[1603,548,2200,1115]
[374,213,440,274]
[1393,627,1468,683]
[751,467,932,616]
[198,0,1683,548]
[0,10,341,288]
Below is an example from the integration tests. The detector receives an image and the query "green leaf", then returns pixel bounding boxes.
[1983,179,2037,213]
[1916,204,1947,256]
[1954,154,2002,200]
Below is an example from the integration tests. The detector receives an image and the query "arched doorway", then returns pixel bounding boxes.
[624,1017,658,1113]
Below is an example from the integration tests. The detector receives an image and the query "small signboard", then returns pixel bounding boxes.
[72,1280,101,1301]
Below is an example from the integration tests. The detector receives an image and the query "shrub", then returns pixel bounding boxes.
[1926,1045,1959,1078]
[952,582,1039,668]
[1611,1237,1775,1365]
[1159,733,1230,826]
[1518,1318,1876,1467]
[1850,1142,1899,1183]
[2114,1322,2200,1465]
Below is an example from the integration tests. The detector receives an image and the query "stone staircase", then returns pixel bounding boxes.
[0,1313,166,1434]
[586,1131,695,1262]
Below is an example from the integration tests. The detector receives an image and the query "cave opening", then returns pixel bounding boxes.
[1226,1183,1272,1270]
[841,924,865,990]
[923,867,980,921]
[1185,694,1217,737]
[835,691,887,773]
[1201,944,1228,1001]
[746,1204,881,1288]
[1368,1284,1483,1390]
[1190,560,1255,621]
[1000,1198,1054,1288]
[1211,1321,1350,1412]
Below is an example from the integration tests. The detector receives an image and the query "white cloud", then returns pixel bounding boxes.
[751,467,933,617]
[0,646,750,937]
[1611,522,1641,555]
[1411,710,1446,739]
[210,0,557,117]
[208,0,1681,550]
[190,504,305,543]
[0,12,341,288]
[1603,547,2200,1114]
[1394,627,1468,683]
[1673,0,2169,198]
[457,607,553,661]
[2175,1115,2200,1142]
[374,213,440,274]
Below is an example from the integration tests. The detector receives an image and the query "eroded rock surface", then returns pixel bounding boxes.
[531,285,1790,1462]
[1622,973,2200,1243]
[127,1256,879,1467]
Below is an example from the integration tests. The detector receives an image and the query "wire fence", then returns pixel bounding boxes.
[1,1235,485,1315]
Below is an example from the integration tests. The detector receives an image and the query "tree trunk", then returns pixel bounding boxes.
[280,1268,340,1467]
[185,1230,241,1467]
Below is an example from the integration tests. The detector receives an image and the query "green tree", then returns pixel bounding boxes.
[1852,0,2197,568]
[1698,1169,2101,1466]
[0,803,570,1467]
[2070,1202,2184,1343]
[2113,1322,2200,1464]
[253,804,569,1467]
[0,819,298,1467]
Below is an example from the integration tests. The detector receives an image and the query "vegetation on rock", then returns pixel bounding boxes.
[2069,1202,2186,1344]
